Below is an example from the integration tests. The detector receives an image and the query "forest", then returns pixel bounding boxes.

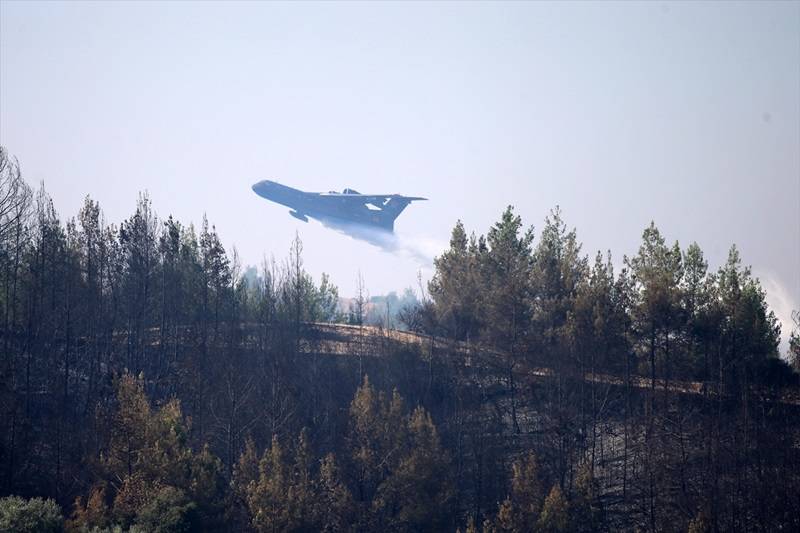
[1,145,799,532]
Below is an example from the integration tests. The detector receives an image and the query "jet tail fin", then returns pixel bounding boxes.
[376,196,426,231]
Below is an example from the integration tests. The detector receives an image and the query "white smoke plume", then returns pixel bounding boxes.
[319,218,446,266]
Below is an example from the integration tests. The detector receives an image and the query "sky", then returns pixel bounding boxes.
[1,1,798,347]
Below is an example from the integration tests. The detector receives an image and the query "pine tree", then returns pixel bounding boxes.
[494,498,516,532]
[537,484,568,533]
[287,429,315,530]
[626,222,681,398]
[531,207,587,361]
[98,373,225,529]
[66,485,109,532]
[509,451,545,526]
[790,311,800,373]
[348,376,409,505]
[232,437,260,503]
[429,220,483,340]
[484,206,535,433]
[315,453,354,532]
[375,406,453,530]
[105,373,152,481]
[570,464,603,532]
[716,245,781,389]
[489,451,544,533]
[247,435,290,532]
[349,374,383,506]
[119,193,158,375]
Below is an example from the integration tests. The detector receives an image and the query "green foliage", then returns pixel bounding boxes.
[494,498,516,532]
[232,437,260,503]
[68,485,109,532]
[240,430,355,532]
[3,144,799,533]
[0,496,64,533]
[341,376,456,530]
[91,373,225,529]
[315,453,355,532]
[247,435,289,532]
[483,206,534,354]
[790,312,800,372]
[238,376,453,531]
[429,220,484,339]
[537,485,569,532]
[487,451,544,533]
[313,272,343,322]
[626,223,683,379]
[510,451,545,526]
[374,406,453,530]
[134,487,199,533]
[104,374,152,481]
[531,207,587,352]
[716,246,782,387]
[570,465,603,533]
[348,375,407,505]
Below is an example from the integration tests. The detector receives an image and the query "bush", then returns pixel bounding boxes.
[0,495,64,533]
[134,487,199,533]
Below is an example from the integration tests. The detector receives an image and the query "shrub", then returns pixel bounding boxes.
[0,495,64,533]
[134,487,199,533]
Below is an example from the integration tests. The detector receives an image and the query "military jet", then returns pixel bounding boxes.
[251,180,426,233]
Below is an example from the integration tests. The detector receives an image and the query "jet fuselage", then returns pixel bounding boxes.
[251,180,425,232]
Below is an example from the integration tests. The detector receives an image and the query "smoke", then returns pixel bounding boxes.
[391,231,447,264]
[318,217,446,266]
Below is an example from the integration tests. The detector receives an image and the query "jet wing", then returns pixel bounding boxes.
[318,194,427,202]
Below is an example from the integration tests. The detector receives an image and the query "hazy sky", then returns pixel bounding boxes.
[1,1,798,345]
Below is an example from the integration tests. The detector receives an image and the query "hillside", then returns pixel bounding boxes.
[2,147,800,532]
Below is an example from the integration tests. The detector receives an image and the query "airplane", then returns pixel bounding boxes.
[251,180,427,233]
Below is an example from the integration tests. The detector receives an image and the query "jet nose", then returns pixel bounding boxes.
[252,180,269,195]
